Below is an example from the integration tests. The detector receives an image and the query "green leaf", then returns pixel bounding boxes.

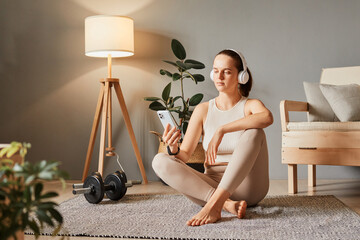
[184,73,205,84]
[48,208,63,224]
[23,142,31,149]
[29,220,40,238]
[21,211,29,229]
[39,160,47,169]
[189,94,204,106]
[176,61,189,70]
[183,62,195,70]
[162,83,171,102]
[23,187,31,206]
[6,146,19,158]
[38,201,58,209]
[19,147,27,158]
[42,161,60,172]
[184,59,205,69]
[173,96,182,103]
[172,73,181,81]
[168,106,181,111]
[163,60,178,68]
[10,141,22,148]
[149,101,166,111]
[144,97,162,102]
[171,39,186,60]
[36,209,54,227]
[168,97,174,107]
[193,74,205,82]
[0,147,7,158]
[160,69,173,77]
[35,182,43,200]
[40,191,58,199]
[0,159,14,165]
[182,122,189,135]
[12,163,22,172]
[38,171,53,180]
[25,175,36,184]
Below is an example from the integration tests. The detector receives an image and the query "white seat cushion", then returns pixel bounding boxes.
[287,122,360,131]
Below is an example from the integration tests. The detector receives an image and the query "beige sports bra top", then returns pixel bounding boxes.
[202,97,248,163]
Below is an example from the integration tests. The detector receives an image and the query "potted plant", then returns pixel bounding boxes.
[0,142,69,240]
[144,39,206,171]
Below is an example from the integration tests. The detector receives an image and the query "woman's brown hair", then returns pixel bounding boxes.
[216,49,253,97]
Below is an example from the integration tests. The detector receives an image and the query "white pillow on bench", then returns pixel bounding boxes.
[320,84,360,122]
[303,82,339,122]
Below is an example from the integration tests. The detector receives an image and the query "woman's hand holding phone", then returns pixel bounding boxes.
[162,123,181,153]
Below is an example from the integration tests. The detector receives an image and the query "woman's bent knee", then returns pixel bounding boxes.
[244,128,265,136]
[152,153,169,173]
[243,128,265,142]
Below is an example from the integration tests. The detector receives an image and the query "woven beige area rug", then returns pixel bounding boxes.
[25,194,360,239]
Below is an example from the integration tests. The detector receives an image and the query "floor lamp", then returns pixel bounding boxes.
[82,15,148,184]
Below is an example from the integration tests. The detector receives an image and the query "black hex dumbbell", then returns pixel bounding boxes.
[72,171,141,204]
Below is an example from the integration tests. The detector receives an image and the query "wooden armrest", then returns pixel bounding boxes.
[280,100,309,112]
[280,100,309,132]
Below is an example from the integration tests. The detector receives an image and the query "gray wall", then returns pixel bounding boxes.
[1,0,359,181]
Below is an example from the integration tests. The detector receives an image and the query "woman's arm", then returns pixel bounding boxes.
[166,102,207,163]
[205,99,273,164]
[220,99,273,135]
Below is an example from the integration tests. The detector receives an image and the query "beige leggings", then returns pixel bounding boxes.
[152,128,269,207]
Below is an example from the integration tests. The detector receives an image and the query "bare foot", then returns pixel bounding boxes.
[186,205,222,226]
[223,199,247,219]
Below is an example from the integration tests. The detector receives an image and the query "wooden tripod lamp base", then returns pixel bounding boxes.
[81,78,148,183]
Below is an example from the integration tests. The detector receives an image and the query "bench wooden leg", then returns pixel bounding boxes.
[288,164,298,194]
[308,165,316,187]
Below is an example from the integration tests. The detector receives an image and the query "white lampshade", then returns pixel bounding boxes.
[85,15,134,58]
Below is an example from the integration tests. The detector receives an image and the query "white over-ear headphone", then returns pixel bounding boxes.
[210,49,249,84]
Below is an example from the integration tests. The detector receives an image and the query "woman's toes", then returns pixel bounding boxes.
[186,218,193,226]
[238,201,247,219]
[190,218,196,226]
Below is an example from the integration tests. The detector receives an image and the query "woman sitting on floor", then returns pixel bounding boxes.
[152,49,273,226]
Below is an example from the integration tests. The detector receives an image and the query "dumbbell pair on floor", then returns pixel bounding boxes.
[73,170,141,204]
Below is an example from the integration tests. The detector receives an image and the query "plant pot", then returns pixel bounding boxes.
[157,140,205,172]
[150,131,205,179]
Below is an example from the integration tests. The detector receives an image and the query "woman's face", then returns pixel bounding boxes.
[212,54,239,93]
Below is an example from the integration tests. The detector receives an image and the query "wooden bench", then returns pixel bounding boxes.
[280,66,360,194]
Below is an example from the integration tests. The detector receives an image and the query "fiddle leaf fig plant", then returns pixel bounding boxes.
[0,142,69,240]
[144,39,206,135]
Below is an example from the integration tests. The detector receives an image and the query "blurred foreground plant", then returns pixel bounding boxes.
[0,142,69,240]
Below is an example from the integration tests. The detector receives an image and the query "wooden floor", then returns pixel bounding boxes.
[25,179,360,240]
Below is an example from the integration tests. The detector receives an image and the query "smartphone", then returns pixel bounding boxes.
[157,110,178,129]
